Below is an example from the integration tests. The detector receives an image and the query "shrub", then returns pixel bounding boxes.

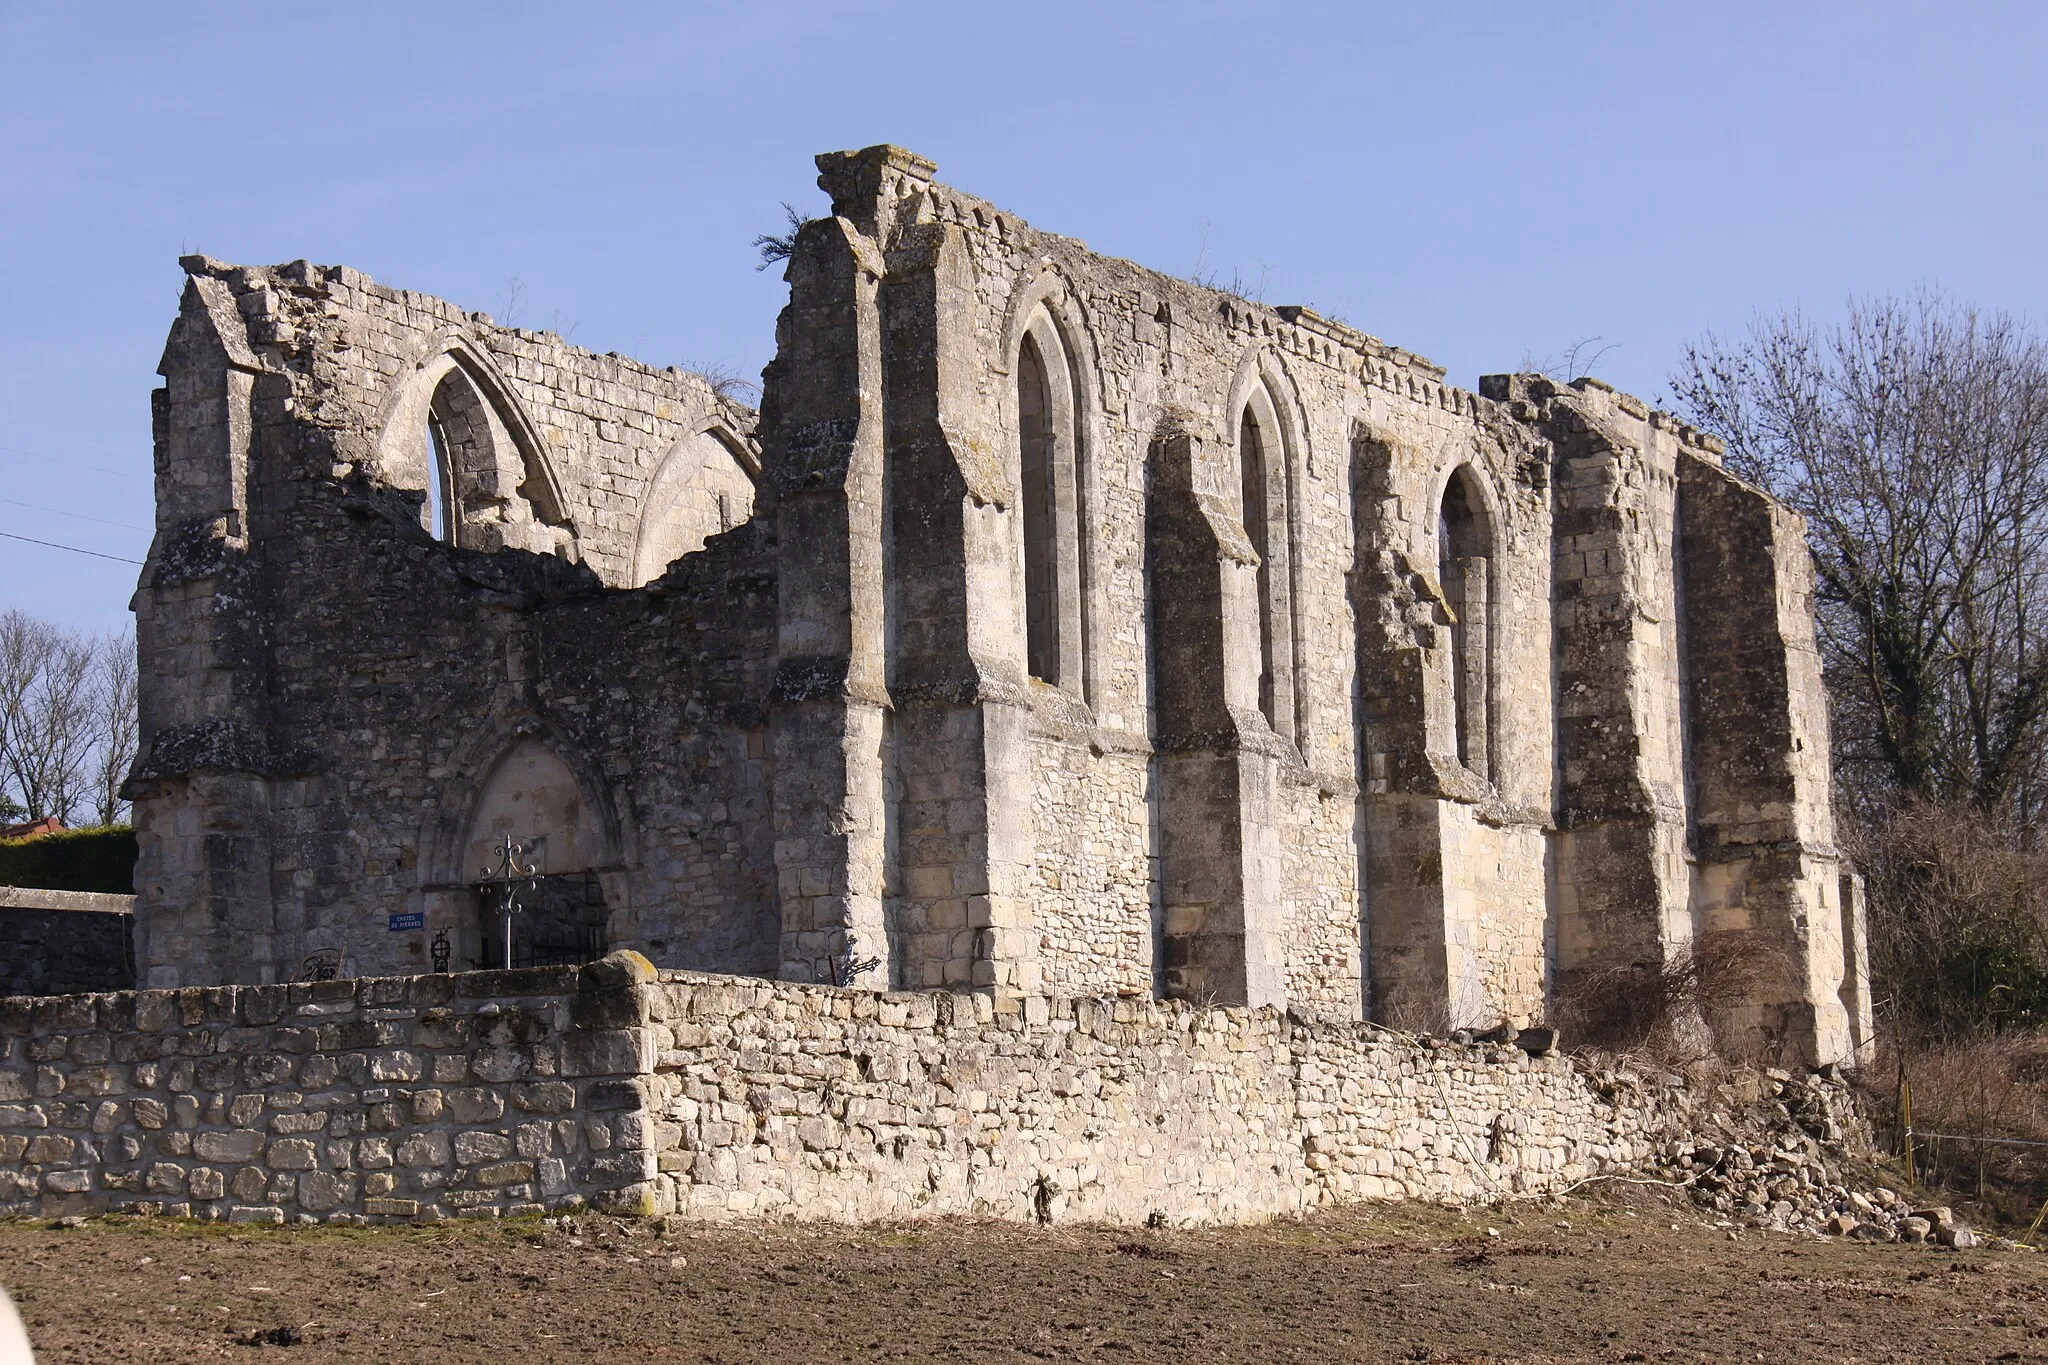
[0,824,137,894]
[1859,1034,2048,1226]
[1551,930,1788,1068]
[1850,801,2048,1040]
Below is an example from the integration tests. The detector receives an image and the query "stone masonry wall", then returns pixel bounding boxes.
[0,892,134,997]
[131,259,779,988]
[1,958,1690,1225]
[126,145,1867,1070]
[0,962,651,1223]
[637,972,1687,1224]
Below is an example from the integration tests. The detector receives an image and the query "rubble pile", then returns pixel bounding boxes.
[1649,1065,2005,1247]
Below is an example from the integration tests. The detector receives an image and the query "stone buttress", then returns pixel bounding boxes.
[122,146,1869,1067]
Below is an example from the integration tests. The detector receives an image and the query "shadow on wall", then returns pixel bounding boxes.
[632,428,759,586]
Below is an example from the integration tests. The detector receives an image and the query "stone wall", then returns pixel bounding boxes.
[0,963,652,1222]
[125,143,1871,1069]
[0,890,133,997]
[130,261,778,988]
[1,959,1688,1225]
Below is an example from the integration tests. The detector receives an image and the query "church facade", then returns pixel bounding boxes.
[126,146,1870,1065]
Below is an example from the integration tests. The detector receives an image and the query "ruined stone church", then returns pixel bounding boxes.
[128,145,1871,1066]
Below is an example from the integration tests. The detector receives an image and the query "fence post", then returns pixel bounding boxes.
[1898,1054,1916,1190]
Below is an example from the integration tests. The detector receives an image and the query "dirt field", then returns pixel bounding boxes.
[3,1188,2044,1364]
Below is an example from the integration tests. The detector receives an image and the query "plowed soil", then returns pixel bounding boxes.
[3,1188,2043,1364]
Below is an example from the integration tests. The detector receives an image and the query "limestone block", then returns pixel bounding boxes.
[454,1131,513,1165]
[25,1134,75,1163]
[267,1138,319,1170]
[447,1088,504,1123]
[298,1171,347,1211]
[193,1130,264,1163]
[513,1081,576,1114]
[472,1160,537,1187]
[396,1132,452,1168]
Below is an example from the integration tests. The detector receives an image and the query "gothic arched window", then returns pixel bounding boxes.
[629,427,758,586]
[1238,385,1296,741]
[1015,313,1086,692]
[379,346,578,562]
[1437,466,1492,779]
[418,365,506,547]
[424,405,456,543]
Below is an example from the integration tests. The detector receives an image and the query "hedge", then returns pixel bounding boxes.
[0,825,137,894]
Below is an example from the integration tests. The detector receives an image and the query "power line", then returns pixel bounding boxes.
[0,443,142,481]
[0,529,143,565]
[0,421,141,459]
[0,496,149,533]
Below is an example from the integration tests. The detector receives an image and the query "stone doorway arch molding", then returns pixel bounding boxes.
[371,331,579,558]
[628,422,762,587]
[995,262,1109,713]
[418,709,632,969]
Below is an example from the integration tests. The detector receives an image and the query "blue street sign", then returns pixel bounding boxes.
[387,912,425,932]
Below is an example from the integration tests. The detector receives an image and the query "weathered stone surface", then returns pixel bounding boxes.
[3,963,1710,1225]
[266,1138,318,1170]
[193,1130,263,1163]
[118,147,1864,1070]
[0,892,133,997]
[453,1131,511,1165]
[297,1171,346,1212]
[446,1088,505,1124]
[513,1082,575,1114]
[472,1160,536,1187]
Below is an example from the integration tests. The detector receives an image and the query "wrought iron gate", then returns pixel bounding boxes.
[476,869,608,969]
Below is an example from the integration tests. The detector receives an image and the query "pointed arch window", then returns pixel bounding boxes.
[381,346,577,560]
[424,406,456,542]
[1015,312,1086,693]
[1237,385,1297,742]
[420,365,512,546]
[629,427,759,586]
[1437,467,1492,779]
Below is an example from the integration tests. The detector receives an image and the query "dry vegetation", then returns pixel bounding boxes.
[1548,933,1794,1071]
[1673,295,2048,1227]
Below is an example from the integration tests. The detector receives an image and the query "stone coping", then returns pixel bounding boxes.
[0,887,134,916]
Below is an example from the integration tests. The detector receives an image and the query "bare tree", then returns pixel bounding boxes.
[1670,294,2048,826]
[1519,334,1622,383]
[91,632,137,826]
[0,610,99,823]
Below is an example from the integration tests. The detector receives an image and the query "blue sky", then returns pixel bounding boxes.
[3,1,2044,632]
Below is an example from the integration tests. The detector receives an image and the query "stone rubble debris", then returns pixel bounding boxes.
[1642,1068,2008,1249]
